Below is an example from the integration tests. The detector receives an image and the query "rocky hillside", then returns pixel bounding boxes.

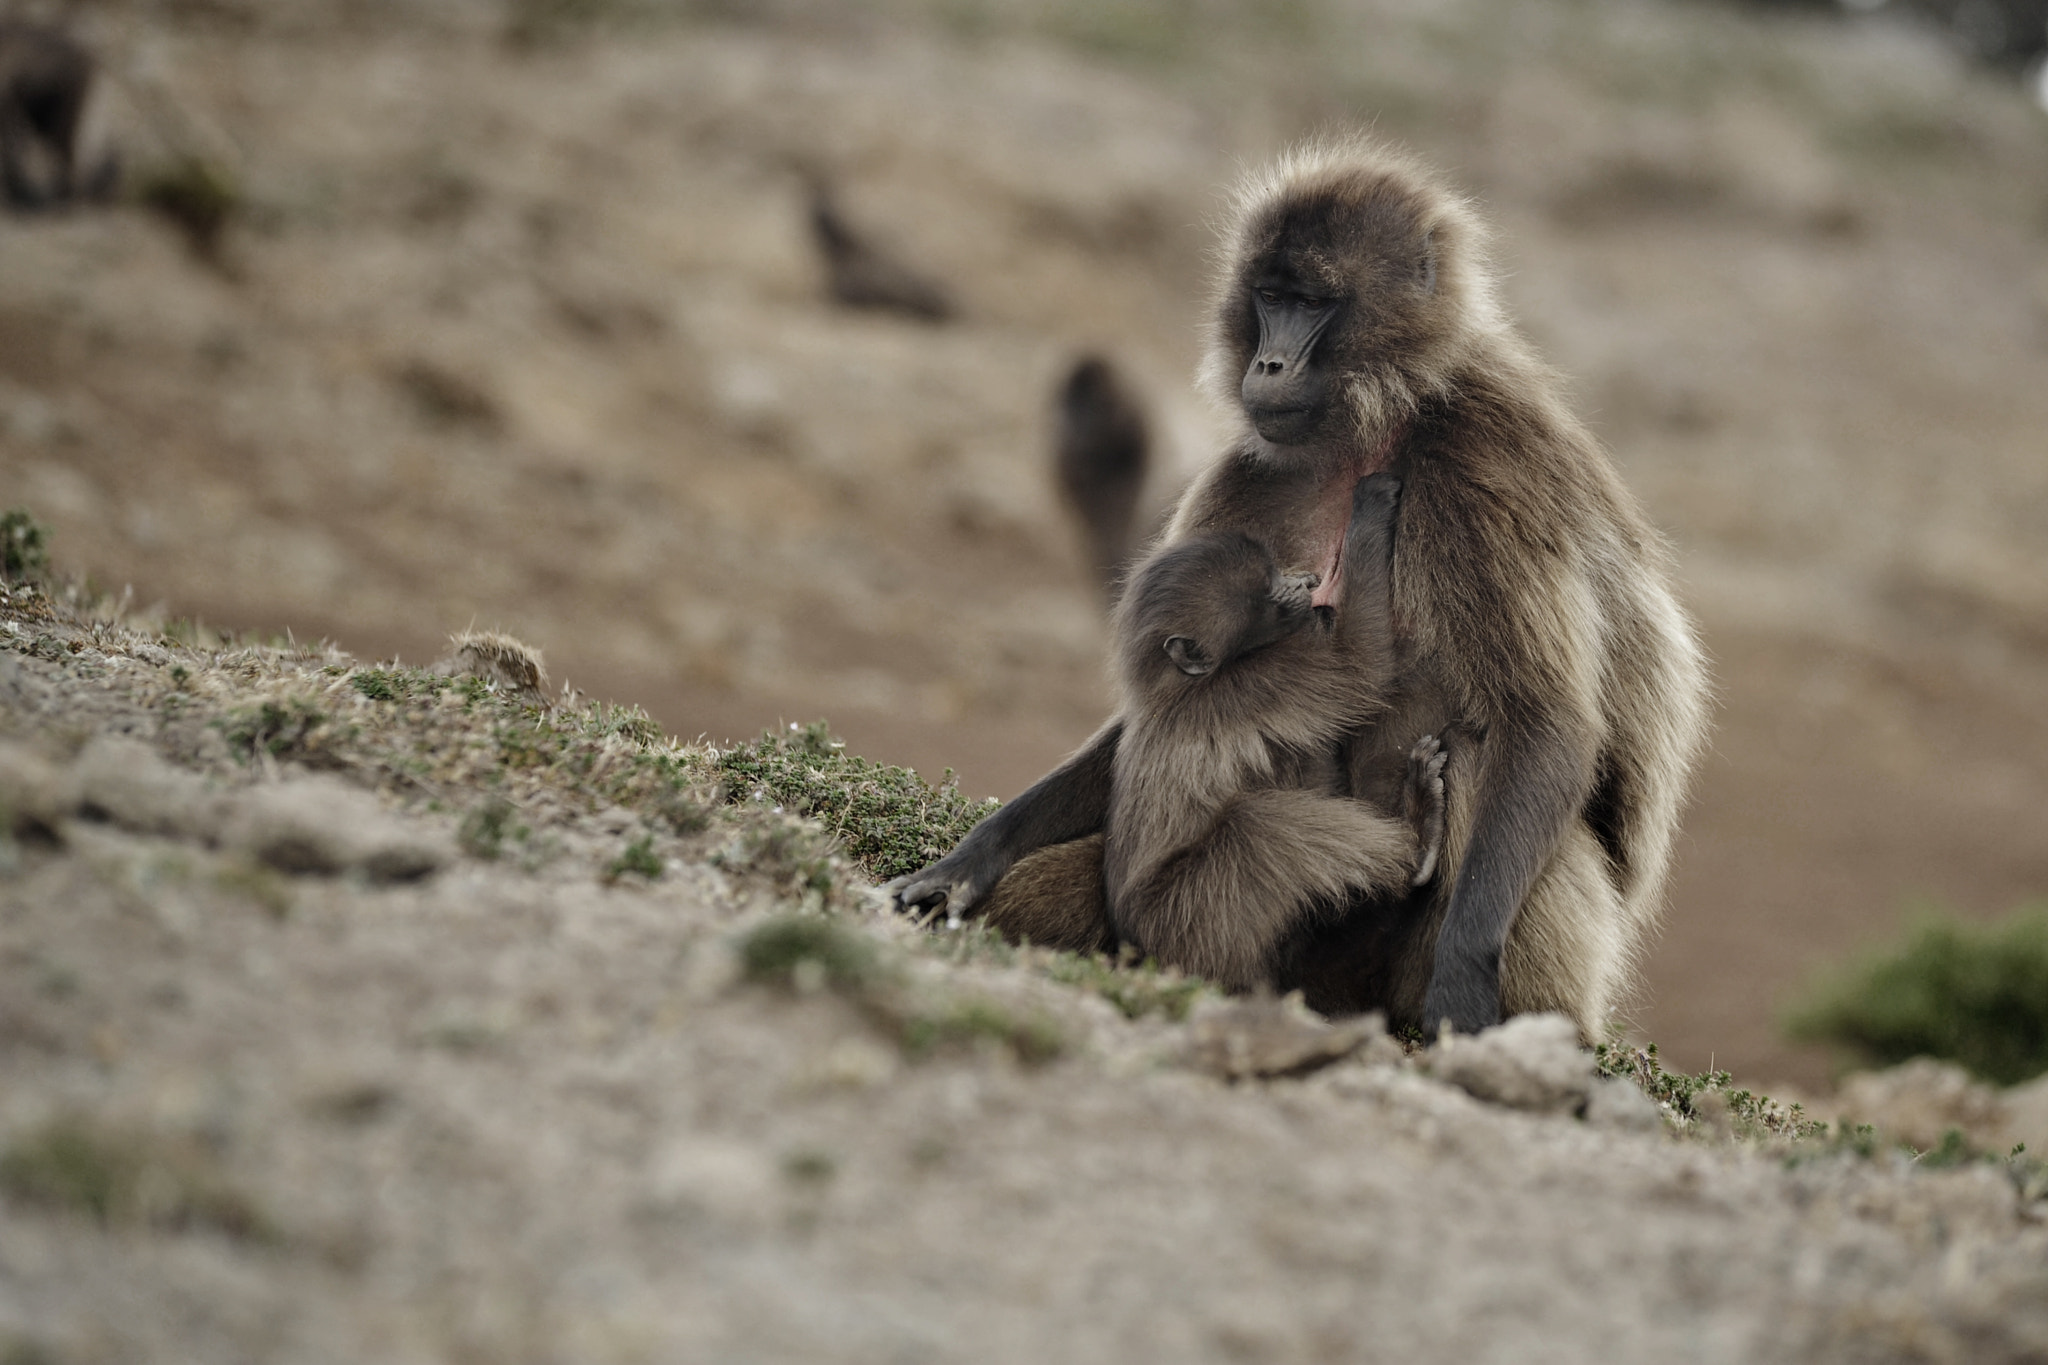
[3,569,2048,1362]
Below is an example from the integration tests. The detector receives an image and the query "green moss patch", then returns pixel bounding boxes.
[714,721,991,882]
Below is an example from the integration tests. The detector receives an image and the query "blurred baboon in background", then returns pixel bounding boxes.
[807,178,954,323]
[0,20,102,210]
[1054,354,1151,603]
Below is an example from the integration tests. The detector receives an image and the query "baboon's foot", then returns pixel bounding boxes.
[1404,733,1448,887]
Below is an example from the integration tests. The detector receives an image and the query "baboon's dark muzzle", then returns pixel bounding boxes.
[1241,294,1339,445]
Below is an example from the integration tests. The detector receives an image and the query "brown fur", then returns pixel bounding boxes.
[891,139,1709,1042]
[1103,502,1442,992]
[976,834,1115,954]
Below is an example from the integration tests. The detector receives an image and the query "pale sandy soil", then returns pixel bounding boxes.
[2,583,2047,1364]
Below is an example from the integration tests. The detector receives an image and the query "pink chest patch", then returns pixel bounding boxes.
[1305,427,1404,610]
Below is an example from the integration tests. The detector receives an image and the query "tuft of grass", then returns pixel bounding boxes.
[1595,1041,1824,1141]
[736,914,1063,1065]
[349,667,452,704]
[1784,905,2048,1086]
[1041,948,1209,1022]
[216,697,333,761]
[604,833,664,883]
[0,509,49,583]
[712,818,840,899]
[579,702,663,747]
[0,1116,272,1241]
[714,721,990,882]
[780,1148,837,1184]
[458,797,527,860]
[898,996,1065,1066]
[737,915,889,996]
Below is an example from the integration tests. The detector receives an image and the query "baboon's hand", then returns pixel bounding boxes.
[1272,570,1320,614]
[883,857,981,917]
[1404,734,1448,887]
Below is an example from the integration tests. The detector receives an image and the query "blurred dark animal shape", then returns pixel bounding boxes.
[1904,0,2046,65]
[1054,354,1150,601]
[808,181,953,322]
[0,21,107,210]
[892,140,1708,1043]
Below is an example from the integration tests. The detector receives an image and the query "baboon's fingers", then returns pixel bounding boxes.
[883,870,966,915]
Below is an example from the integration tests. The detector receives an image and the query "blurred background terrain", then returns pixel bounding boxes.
[4,0,2046,1087]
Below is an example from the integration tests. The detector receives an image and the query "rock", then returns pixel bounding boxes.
[0,740,69,838]
[2005,1072,2048,1156]
[1428,1013,1593,1115]
[1184,996,1394,1082]
[68,735,228,841]
[1834,1059,2007,1153]
[1584,1074,1666,1132]
[222,774,449,882]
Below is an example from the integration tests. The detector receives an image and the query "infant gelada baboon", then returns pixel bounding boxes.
[973,473,1446,992]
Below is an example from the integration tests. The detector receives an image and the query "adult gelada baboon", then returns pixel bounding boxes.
[1054,354,1150,601]
[892,140,1708,1040]
[0,21,95,210]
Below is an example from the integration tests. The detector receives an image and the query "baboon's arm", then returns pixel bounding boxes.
[1422,717,1596,1034]
[887,719,1122,917]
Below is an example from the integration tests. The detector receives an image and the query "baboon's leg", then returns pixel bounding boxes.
[974,834,1115,954]
[1119,789,1419,992]
[1498,823,1628,1043]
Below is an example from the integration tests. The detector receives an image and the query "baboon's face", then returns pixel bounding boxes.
[1158,559,1320,680]
[1228,175,1444,446]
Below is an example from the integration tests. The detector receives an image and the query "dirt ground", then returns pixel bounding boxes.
[4,580,2048,1364]
[3,0,2047,1094]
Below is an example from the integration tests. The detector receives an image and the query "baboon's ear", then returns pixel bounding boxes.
[1163,636,1214,677]
[1417,231,1437,295]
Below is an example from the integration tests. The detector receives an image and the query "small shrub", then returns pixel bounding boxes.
[0,510,49,583]
[1595,1041,1823,1141]
[1785,905,2048,1086]
[715,721,989,881]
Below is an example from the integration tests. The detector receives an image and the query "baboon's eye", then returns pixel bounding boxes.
[1257,288,1282,305]
[1298,295,1328,311]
